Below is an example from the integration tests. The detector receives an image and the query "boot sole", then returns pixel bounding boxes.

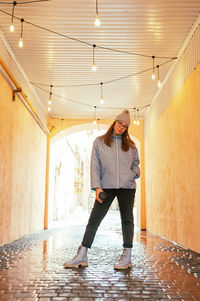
[63,261,88,268]
[114,262,132,270]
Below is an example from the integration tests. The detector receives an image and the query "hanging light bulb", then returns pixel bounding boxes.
[133,108,137,124]
[100,82,104,104]
[93,106,97,125]
[94,0,101,26]
[152,56,155,80]
[137,109,140,126]
[157,65,161,87]
[48,92,52,105]
[92,44,97,71]
[10,1,17,32]
[10,23,14,32]
[97,118,100,131]
[19,38,23,48]
[48,85,53,111]
[18,18,24,48]
[92,63,97,72]
[95,14,101,26]
[61,118,64,133]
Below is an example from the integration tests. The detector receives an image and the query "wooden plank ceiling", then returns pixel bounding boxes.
[0,0,200,120]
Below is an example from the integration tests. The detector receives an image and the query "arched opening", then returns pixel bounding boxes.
[48,123,141,231]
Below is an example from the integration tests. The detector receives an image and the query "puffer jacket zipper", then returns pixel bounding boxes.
[116,137,119,188]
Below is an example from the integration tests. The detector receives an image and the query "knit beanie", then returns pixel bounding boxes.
[114,109,131,128]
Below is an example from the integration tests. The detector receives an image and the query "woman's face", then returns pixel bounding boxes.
[113,120,128,135]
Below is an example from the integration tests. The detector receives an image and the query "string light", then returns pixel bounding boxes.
[0,7,177,61]
[18,18,24,48]
[100,82,104,104]
[31,58,174,96]
[136,109,140,126]
[60,118,64,133]
[10,1,16,32]
[157,65,161,87]
[93,106,97,125]
[30,82,151,114]
[0,4,178,119]
[152,55,155,80]
[48,94,52,105]
[95,14,100,26]
[48,85,53,112]
[133,108,137,124]
[0,2,170,126]
[92,44,97,71]
[94,0,101,26]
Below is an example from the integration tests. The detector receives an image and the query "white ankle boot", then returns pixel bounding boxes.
[114,248,132,270]
[63,246,88,268]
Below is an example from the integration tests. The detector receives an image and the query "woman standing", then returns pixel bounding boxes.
[64,109,140,270]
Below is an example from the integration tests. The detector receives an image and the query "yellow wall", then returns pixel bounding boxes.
[145,63,200,253]
[0,73,47,246]
[47,117,146,229]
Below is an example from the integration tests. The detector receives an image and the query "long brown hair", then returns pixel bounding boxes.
[99,121,136,151]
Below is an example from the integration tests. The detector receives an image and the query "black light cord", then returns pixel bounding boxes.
[11,1,16,22]
[16,0,50,4]
[30,57,174,88]
[96,0,99,15]
[32,83,151,111]
[0,8,178,59]
[20,18,24,38]
[0,0,50,4]
[33,84,95,108]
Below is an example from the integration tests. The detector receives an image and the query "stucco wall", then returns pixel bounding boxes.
[145,63,200,253]
[0,72,47,246]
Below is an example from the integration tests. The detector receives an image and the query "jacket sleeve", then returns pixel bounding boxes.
[131,148,140,179]
[90,139,102,190]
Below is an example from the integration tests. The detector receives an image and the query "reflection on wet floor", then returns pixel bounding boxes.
[0,211,199,300]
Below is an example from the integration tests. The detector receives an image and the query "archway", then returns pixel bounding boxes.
[47,123,141,229]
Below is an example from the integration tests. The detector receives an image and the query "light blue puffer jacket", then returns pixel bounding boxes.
[90,135,140,190]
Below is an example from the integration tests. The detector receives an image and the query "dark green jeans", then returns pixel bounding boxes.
[82,188,136,248]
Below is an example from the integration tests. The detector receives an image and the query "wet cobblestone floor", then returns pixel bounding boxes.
[0,211,199,301]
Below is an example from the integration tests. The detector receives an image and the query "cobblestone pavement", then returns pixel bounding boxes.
[0,211,199,301]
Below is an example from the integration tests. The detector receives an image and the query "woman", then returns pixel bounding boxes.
[64,109,140,269]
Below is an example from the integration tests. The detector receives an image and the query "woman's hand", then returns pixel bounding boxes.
[95,187,104,203]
